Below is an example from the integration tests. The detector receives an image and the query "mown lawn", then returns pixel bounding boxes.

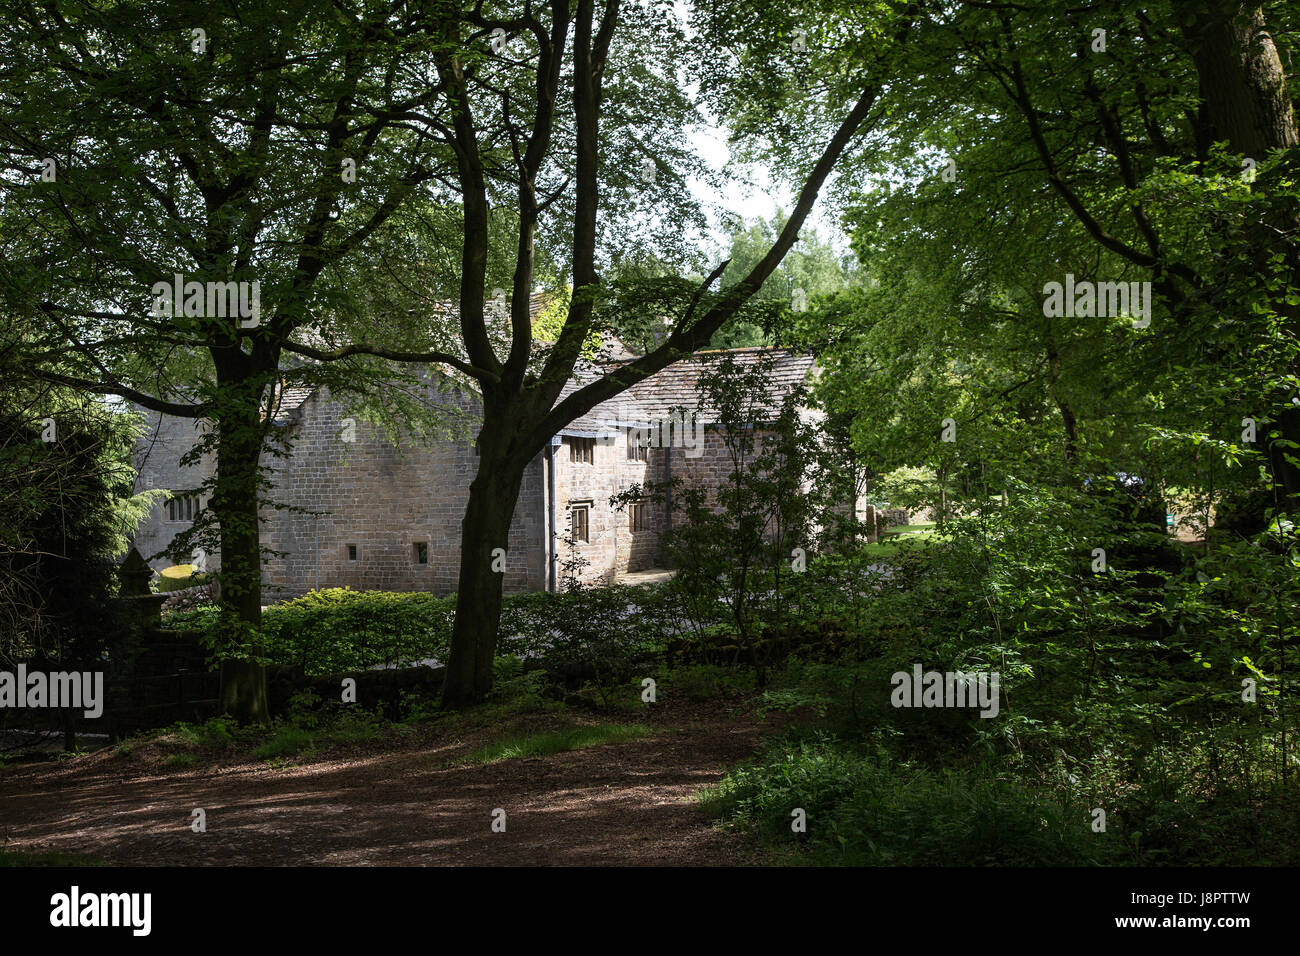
[861,522,938,557]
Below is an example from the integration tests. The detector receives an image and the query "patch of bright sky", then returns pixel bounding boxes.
[686,123,854,257]
[674,1,851,259]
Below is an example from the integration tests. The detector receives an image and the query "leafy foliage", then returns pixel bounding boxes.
[0,361,156,668]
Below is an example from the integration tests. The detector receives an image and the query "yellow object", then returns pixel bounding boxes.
[158,564,199,592]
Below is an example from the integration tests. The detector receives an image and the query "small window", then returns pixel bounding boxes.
[347,544,358,561]
[414,542,428,564]
[570,503,590,543]
[629,502,648,532]
[569,437,595,464]
[167,492,201,522]
[627,429,647,461]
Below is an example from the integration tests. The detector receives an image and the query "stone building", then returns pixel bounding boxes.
[130,346,826,600]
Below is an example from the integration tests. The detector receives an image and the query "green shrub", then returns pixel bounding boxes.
[704,732,1120,866]
[166,589,455,676]
[160,604,221,634]
[658,663,754,701]
[253,724,316,760]
[328,707,393,745]
[194,716,237,749]
[164,584,673,678]
[498,583,667,663]
[261,588,455,675]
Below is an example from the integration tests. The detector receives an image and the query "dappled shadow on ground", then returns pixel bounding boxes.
[0,703,765,866]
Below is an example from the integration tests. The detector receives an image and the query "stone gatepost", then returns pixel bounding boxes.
[118,548,168,628]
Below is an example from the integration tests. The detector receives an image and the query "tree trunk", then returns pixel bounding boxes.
[1187,3,1300,507]
[937,460,947,528]
[1185,3,1298,164]
[212,391,269,725]
[1045,338,1079,463]
[441,437,528,708]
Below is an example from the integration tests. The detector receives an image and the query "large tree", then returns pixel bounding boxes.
[0,2,471,721]
[927,0,1300,504]
[780,1,1297,528]
[425,0,913,705]
[0,0,916,715]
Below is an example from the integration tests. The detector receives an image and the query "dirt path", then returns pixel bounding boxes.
[0,701,768,866]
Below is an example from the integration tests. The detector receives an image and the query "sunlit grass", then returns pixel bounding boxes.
[862,524,938,557]
[460,723,654,765]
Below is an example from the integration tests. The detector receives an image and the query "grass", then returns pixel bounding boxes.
[861,537,934,557]
[700,729,1122,866]
[460,723,654,765]
[859,521,939,558]
[884,522,936,534]
[252,724,317,760]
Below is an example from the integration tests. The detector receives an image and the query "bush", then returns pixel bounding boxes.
[164,583,674,681]
[263,588,455,676]
[657,663,755,701]
[498,583,666,661]
[704,731,1120,866]
[253,724,317,760]
[695,483,1300,866]
[872,465,941,515]
[0,383,140,691]
[161,603,221,634]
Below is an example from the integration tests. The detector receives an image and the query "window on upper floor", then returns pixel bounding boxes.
[569,436,595,464]
[627,429,647,461]
[167,492,202,522]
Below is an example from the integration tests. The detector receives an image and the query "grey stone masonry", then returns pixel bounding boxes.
[129,347,850,600]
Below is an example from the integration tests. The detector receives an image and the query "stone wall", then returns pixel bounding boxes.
[551,430,664,586]
[262,385,545,599]
[864,504,915,541]
[131,411,217,572]
[128,362,833,600]
[131,384,547,599]
[549,423,806,584]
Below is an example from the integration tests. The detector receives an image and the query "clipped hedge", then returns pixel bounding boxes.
[160,556,881,679]
[162,589,453,675]
[262,588,456,675]
[163,584,673,677]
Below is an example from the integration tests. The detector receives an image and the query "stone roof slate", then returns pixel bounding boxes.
[560,347,816,435]
[268,292,814,434]
[270,385,316,424]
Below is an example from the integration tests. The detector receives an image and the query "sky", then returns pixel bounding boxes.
[675,0,851,257]
[689,124,786,224]
[687,120,854,265]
